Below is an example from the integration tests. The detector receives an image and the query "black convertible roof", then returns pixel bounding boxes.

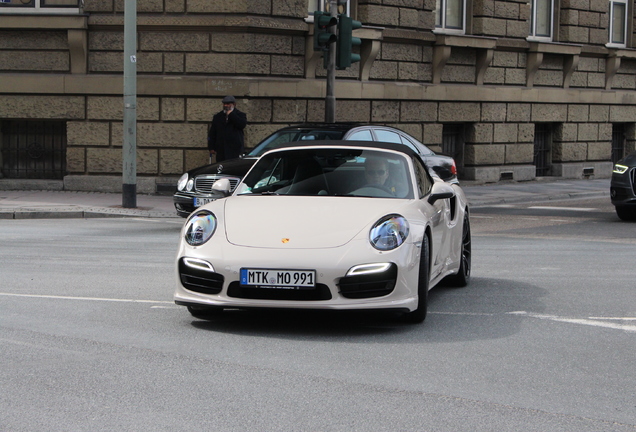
[262,139,420,158]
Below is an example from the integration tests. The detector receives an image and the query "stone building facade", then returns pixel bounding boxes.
[0,0,635,192]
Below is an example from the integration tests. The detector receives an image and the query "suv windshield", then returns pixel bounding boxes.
[247,129,346,157]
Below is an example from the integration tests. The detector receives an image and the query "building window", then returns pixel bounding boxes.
[435,0,466,34]
[0,120,67,180]
[308,0,350,17]
[534,123,552,177]
[612,124,626,163]
[0,0,80,14]
[529,0,554,40]
[609,0,628,47]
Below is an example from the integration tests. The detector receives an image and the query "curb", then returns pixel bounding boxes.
[0,209,179,220]
[467,190,610,207]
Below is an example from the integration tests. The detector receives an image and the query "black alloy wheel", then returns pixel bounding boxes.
[443,212,471,287]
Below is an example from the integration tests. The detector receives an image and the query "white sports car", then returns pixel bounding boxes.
[174,141,471,323]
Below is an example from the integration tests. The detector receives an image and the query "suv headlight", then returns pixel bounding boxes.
[613,164,628,174]
[369,215,409,251]
[184,211,217,246]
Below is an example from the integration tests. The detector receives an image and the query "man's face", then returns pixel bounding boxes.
[365,159,389,185]
[223,102,235,112]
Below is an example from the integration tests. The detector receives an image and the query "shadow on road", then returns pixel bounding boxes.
[188,277,548,343]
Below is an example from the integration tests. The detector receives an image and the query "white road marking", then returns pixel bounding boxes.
[528,206,597,212]
[4,293,633,333]
[0,292,172,304]
[508,311,636,333]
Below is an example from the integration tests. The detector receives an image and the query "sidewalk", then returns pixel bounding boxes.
[0,178,611,220]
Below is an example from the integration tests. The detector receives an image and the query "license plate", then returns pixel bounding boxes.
[240,268,316,288]
[194,197,216,207]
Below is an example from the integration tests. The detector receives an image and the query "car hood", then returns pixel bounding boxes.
[618,151,636,166]
[188,156,257,177]
[223,196,409,249]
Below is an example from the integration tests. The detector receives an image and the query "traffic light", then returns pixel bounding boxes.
[336,14,362,69]
[313,11,337,52]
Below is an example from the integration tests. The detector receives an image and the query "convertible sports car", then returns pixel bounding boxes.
[173,123,458,217]
[610,150,636,221]
[174,141,471,323]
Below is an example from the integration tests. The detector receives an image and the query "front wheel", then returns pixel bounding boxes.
[615,205,636,221]
[402,235,429,324]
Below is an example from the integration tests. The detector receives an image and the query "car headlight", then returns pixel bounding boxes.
[184,211,217,246]
[177,173,189,191]
[369,215,409,251]
[613,164,629,174]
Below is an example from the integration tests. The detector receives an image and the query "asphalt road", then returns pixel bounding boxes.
[1,198,634,431]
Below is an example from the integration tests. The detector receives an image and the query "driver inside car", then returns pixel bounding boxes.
[364,157,396,195]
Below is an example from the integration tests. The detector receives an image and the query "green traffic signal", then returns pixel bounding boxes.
[336,14,362,69]
[313,11,337,52]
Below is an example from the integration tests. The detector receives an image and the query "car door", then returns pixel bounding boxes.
[412,156,452,280]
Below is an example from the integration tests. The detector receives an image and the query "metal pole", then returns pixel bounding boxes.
[122,0,137,208]
[325,0,337,123]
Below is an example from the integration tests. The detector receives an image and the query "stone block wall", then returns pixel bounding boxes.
[560,0,609,45]
[552,107,612,163]
[88,30,305,78]
[483,50,527,85]
[570,56,606,88]
[0,30,70,72]
[473,0,530,39]
[358,0,432,30]
[2,0,636,191]
[84,0,306,16]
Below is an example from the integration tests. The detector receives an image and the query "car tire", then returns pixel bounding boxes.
[443,212,471,287]
[187,305,224,320]
[615,205,636,221]
[402,234,429,324]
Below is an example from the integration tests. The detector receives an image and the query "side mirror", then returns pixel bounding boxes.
[211,178,232,195]
[427,181,455,204]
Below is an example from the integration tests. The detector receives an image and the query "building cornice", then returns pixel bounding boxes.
[2,74,636,105]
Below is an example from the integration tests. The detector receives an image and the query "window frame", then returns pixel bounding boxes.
[412,156,433,199]
[434,0,466,34]
[308,0,351,19]
[608,0,629,48]
[528,0,555,42]
[0,0,80,14]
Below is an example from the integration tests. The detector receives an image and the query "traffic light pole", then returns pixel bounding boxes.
[325,0,337,123]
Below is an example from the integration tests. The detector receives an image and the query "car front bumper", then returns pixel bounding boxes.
[610,168,636,206]
[173,191,224,218]
[174,240,421,313]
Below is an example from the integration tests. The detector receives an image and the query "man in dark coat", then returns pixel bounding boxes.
[207,95,248,162]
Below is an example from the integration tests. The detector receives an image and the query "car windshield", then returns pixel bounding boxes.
[236,148,414,199]
[247,130,346,157]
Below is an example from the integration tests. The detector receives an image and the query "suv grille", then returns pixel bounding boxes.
[195,175,241,193]
[631,168,636,195]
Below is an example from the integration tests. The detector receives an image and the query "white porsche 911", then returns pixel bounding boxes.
[174,141,471,323]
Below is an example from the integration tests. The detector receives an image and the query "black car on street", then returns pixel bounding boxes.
[610,150,636,221]
[173,123,458,218]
